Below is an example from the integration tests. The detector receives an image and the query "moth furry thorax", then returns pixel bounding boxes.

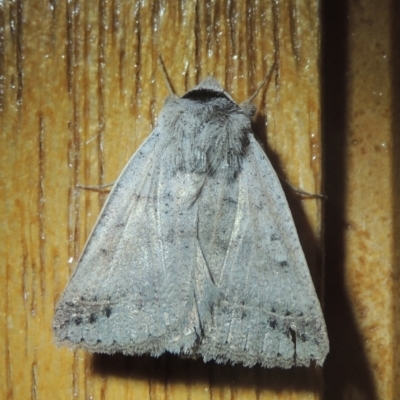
[159,78,254,179]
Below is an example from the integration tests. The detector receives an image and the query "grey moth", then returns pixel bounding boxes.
[53,77,329,368]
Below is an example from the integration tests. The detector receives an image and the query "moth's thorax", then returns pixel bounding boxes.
[158,94,252,178]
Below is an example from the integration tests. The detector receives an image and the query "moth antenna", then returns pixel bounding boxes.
[158,55,176,95]
[242,60,277,105]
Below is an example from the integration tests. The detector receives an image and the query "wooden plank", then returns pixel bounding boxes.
[0,0,324,399]
[323,0,397,398]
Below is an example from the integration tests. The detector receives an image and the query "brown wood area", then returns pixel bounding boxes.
[323,0,399,399]
[0,0,397,399]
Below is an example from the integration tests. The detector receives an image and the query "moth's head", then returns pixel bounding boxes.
[181,77,256,118]
[187,77,225,93]
[182,77,236,104]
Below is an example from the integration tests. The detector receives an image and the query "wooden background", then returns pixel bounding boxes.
[0,0,397,399]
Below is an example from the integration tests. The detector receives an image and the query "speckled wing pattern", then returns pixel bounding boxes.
[195,135,328,367]
[53,128,208,356]
[53,78,329,368]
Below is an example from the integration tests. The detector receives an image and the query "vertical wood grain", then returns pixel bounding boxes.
[0,0,324,399]
[323,0,398,399]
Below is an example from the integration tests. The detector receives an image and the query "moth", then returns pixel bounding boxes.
[53,75,329,368]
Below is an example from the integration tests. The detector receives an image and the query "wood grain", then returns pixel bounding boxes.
[0,0,325,399]
[323,0,399,399]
